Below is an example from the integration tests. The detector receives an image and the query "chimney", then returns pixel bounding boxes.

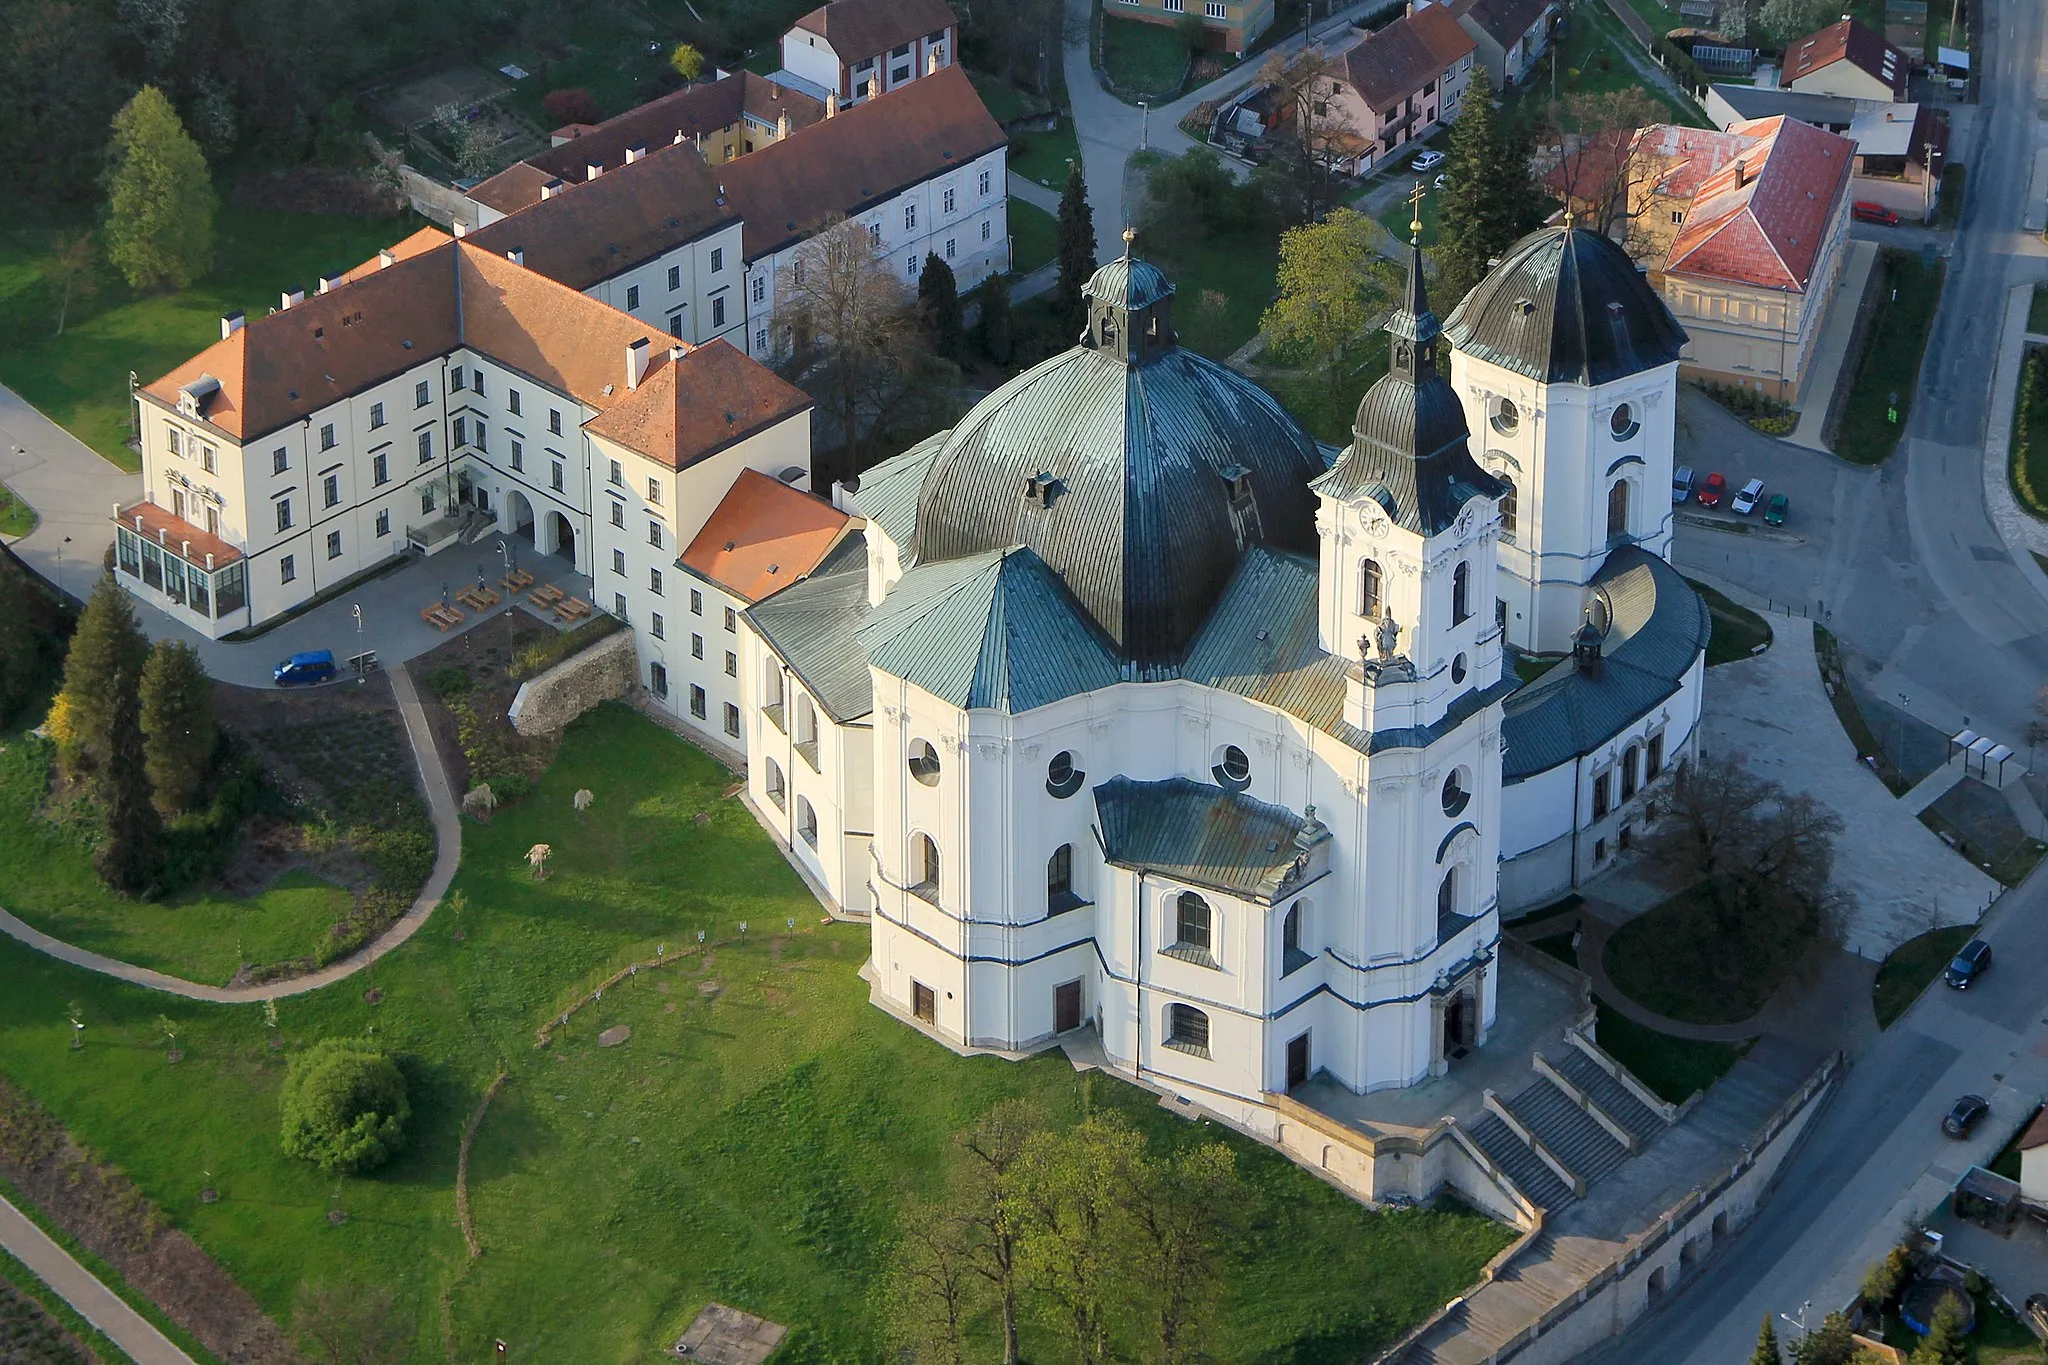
[541,178,564,199]
[586,161,604,180]
[826,91,839,117]
[771,83,781,99]
[205,552,215,570]
[452,221,468,237]
[377,249,396,269]
[674,130,687,144]
[927,48,939,75]
[180,539,190,559]
[626,337,652,391]
[317,273,343,294]
[220,311,245,339]
[280,287,305,310]
[625,142,647,163]
[508,247,525,265]
[777,110,790,138]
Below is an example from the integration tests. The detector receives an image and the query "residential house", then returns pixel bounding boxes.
[1627,117,1856,400]
[1450,0,1558,89]
[777,0,958,104]
[1319,4,1477,175]
[1706,84,1947,221]
[548,71,827,162]
[1783,19,1908,101]
[126,237,815,640]
[1106,0,1272,59]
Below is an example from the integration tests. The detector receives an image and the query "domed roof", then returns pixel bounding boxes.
[910,259,1327,664]
[1442,228,1688,387]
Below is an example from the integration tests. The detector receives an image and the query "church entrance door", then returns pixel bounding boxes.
[1443,991,1474,1061]
[1054,981,1082,1034]
[1286,1032,1311,1089]
[912,982,936,1024]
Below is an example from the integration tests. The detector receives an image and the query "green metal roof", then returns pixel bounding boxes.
[845,431,946,555]
[743,536,875,722]
[1181,547,1356,742]
[1094,776,1327,903]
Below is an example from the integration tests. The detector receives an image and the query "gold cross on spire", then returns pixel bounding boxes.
[1407,180,1428,242]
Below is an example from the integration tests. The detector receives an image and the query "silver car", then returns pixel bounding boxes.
[1672,466,1694,503]
[1731,477,1765,515]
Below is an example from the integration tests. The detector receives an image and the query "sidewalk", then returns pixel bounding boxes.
[0,1193,195,1365]
[1786,238,1879,452]
[0,381,139,602]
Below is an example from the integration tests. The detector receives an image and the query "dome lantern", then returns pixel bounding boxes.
[1083,230,1177,368]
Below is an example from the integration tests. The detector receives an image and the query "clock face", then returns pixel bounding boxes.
[1361,507,1391,538]
[1458,505,1475,535]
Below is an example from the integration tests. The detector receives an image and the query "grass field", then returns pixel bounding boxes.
[1101,15,1192,101]
[1602,880,1817,1027]
[1142,226,1280,361]
[0,210,418,474]
[0,704,1512,1362]
[1685,577,1773,666]
[1591,1001,1748,1105]
[1872,925,1975,1029]
[1010,116,1084,190]
[1009,199,1059,275]
[2009,347,2048,520]
[1836,248,1945,466]
[0,483,35,538]
[2030,286,2048,336]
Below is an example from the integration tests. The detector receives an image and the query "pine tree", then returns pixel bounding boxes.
[1056,161,1097,332]
[140,640,216,814]
[1751,1316,1782,1365]
[58,574,152,784]
[1909,1296,1968,1365]
[104,85,218,291]
[918,253,965,358]
[1791,1312,1859,1365]
[1434,100,1542,310]
[94,667,163,898]
[976,270,1014,365]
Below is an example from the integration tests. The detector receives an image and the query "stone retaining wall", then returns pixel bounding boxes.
[508,630,638,736]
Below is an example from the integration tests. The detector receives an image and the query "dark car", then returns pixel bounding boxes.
[1943,1094,1989,1138]
[1698,472,1728,508]
[1944,938,1992,988]
[1852,200,1901,226]
[273,650,337,687]
[1764,492,1789,526]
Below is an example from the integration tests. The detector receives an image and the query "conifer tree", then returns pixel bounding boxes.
[976,270,1014,366]
[58,575,152,784]
[140,640,216,814]
[94,668,162,898]
[104,85,218,291]
[918,253,965,358]
[1055,161,1096,332]
[1434,100,1542,310]
[1750,1316,1782,1365]
[1909,1297,1967,1365]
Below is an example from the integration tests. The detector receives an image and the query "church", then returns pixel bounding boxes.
[738,220,1709,1115]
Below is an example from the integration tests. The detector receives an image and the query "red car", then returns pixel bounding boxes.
[1698,472,1728,507]
[1852,201,1901,226]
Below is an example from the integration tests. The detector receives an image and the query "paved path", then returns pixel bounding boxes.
[1786,238,1879,452]
[1007,171,1061,216]
[0,382,138,603]
[0,1191,196,1365]
[0,662,462,1003]
[1565,913,1768,1042]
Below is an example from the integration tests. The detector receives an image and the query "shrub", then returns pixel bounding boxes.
[425,665,473,700]
[540,88,601,126]
[279,1039,410,1175]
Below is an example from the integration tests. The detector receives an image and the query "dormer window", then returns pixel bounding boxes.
[1023,472,1062,508]
[1220,464,1252,503]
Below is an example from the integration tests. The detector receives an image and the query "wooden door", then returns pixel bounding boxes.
[1054,981,1082,1034]
[1286,1032,1310,1089]
[912,981,936,1024]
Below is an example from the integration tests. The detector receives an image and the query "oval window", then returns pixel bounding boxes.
[1451,652,1468,684]
[1610,403,1640,440]
[1213,744,1251,789]
[1442,768,1472,817]
[1046,750,1085,798]
[1491,397,1520,435]
[908,739,941,786]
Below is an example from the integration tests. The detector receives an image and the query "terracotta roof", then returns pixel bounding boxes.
[454,244,673,414]
[471,72,827,213]
[117,499,243,566]
[338,226,452,284]
[585,338,814,469]
[790,0,957,63]
[1658,116,1855,291]
[718,64,1004,260]
[2018,1105,2048,1152]
[1785,18,1907,99]
[680,469,850,601]
[467,142,740,290]
[1450,0,1553,49]
[1336,5,1475,111]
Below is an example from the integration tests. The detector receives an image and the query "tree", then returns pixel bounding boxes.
[48,230,100,337]
[58,574,152,784]
[1435,98,1543,307]
[293,1281,407,1365]
[670,42,705,82]
[1056,161,1096,331]
[1751,1316,1782,1365]
[104,85,217,292]
[1175,9,1208,54]
[1540,88,1665,238]
[93,667,162,897]
[0,543,72,730]
[1011,1113,1146,1365]
[1141,148,1251,244]
[917,253,965,358]
[883,1199,978,1365]
[1254,51,1353,224]
[279,1039,411,1176]
[1790,1312,1859,1365]
[778,216,920,484]
[1908,1296,1968,1365]
[1758,0,1835,43]
[1260,208,1399,384]
[975,270,1014,365]
[140,639,215,814]
[956,1100,1042,1365]
[0,1,126,205]
[1860,1244,1911,1312]
[1127,1141,1242,1364]
[540,88,601,126]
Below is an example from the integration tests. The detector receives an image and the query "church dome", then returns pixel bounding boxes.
[910,255,1326,664]
[1442,228,1688,387]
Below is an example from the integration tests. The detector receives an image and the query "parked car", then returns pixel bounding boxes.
[1942,1093,1989,1138]
[1764,492,1789,526]
[1433,172,1451,190]
[1732,477,1766,515]
[2024,1294,2048,1340]
[1672,466,1695,503]
[1698,472,1728,507]
[1944,938,1992,988]
[273,650,337,687]
[1852,200,1901,226]
[1412,149,1446,171]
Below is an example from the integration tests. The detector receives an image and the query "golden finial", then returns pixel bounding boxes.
[1121,226,1136,259]
[1407,180,1427,242]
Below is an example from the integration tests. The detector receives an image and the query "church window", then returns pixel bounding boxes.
[1166,1004,1210,1054]
[1174,891,1213,952]
[911,834,940,898]
[1592,771,1611,819]
[1451,652,1468,684]
[1048,844,1079,913]
[1646,732,1665,780]
[797,797,819,848]
[1452,562,1471,625]
[1438,866,1458,920]
[1099,316,1118,349]
[1610,403,1640,439]
[765,758,787,810]
[1047,750,1084,798]
[1281,902,1310,975]
[1497,475,1517,538]
[797,695,818,748]
[909,738,942,786]
[1490,396,1520,435]
[1621,744,1641,800]
[1442,768,1471,817]
[1359,558,1384,618]
[1607,480,1631,540]
[1212,744,1251,790]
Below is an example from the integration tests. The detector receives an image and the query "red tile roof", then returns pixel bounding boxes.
[1450,0,1554,49]
[1659,116,1855,292]
[584,339,814,470]
[680,468,851,601]
[118,500,243,566]
[1785,18,1907,99]
[2019,1105,2048,1152]
[1336,5,1476,112]
[790,0,958,63]
[338,226,452,284]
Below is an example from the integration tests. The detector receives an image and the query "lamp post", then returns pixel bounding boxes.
[1140,99,1150,151]
[55,535,71,598]
[352,604,365,680]
[497,539,514,666]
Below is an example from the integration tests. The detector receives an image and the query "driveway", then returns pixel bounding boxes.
[0,381,138,602]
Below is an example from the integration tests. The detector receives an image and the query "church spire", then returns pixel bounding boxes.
[1387,181,1441,384]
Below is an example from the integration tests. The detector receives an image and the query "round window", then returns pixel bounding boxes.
[1442,768,1472,817]
[1610,403,1640,439]
[1046,750,1085,798]
[1491,397,1520,435]
[1451,652,1468,684]
[908,739,941,786]
[1213,744,1251,789]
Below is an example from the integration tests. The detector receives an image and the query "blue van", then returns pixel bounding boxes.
[273,650,337,687]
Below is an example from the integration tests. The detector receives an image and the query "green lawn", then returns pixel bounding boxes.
[1101,15,1192,101]
[969,72,1053,124]
[0,210,419,474]
[1602,880,1818,1026]
[2010,347,2048,520]
[2029,285,2048,335]
[1685,577,1773,666]
[1378,194,1442,249]
[1835,249,1945,465]
[1009,199,1058,275]
[0,739,356,986]
[1813,623,1910,796]
[1590,1001,1747,1105]
[1144,226,1280,361]
[1872,925,1975,1029]
[1938,164,1967,230]
[1513,653,1561,685]
[0,483,35,538]
[0,704,1512,1362]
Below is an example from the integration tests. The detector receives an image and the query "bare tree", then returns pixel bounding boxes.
[293,1281,406,1365]
[1539,88,1666,239]
[956,1100,1041,1365]
[1255,51,1356,224]
[884,1198,979,1365]
[48,229,99,336]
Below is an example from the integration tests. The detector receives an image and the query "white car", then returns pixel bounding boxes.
[1731,477,1765,515]
[1433,172,1451,189]
[1412,149,1446,171]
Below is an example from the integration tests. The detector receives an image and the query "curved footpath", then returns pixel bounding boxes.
[1569,915,1767,1044]
[0,663,462,1004]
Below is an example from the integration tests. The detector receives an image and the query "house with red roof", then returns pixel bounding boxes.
[1783,18,1908,103]
[1318,5,1478,175]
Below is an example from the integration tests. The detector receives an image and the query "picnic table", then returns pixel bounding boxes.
[456,585,500,611]
[500,568,534,593]
[420,603,465,632]
[553,595,593,623]
[528,583,567,609]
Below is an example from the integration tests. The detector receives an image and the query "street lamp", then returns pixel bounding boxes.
[352,604,365,681]
[1779,1300,1812,1338]
[1140,99,1150,151]
[55,535,71,598]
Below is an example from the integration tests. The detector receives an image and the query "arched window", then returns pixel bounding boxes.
[1048,844,1075,913]
[796,694,817,747]
[796,797,819,848]
[1174,891,1212,952]
[764,758,786,810]
[1438,866,1458,920]
[764,669,785,709]
[1497,475,1517,538]
[1452,561,1471,625]
[1359,558,1384,618]
[1281,901,1309,974]
[1166,1003,1211,1053]
[1621,744,1641,800]
[910,833,939,899]
[1607,480,1631,540]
